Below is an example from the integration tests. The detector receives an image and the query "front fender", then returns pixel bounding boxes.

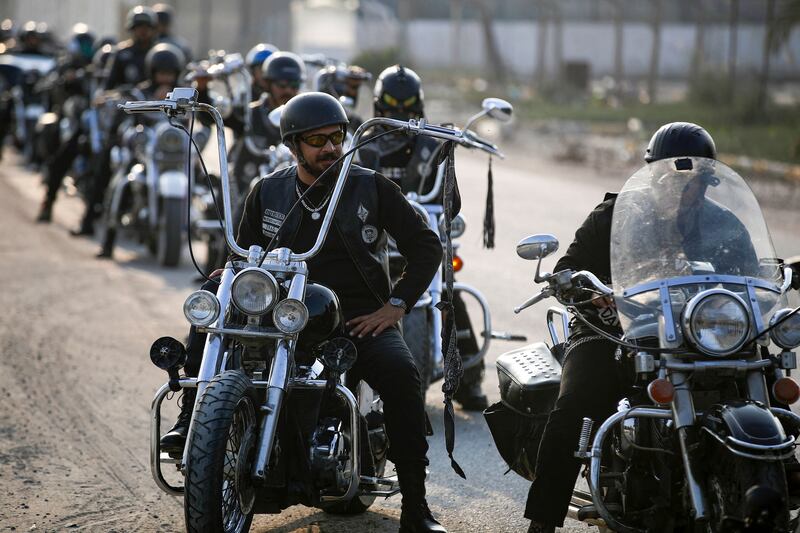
[700,400,795,460]
[158,170,188,199]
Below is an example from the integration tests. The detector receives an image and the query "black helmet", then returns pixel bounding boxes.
[374,64,424,116]
[280,92,348,143]
[246,42,278,70]
[145,42,185,79]
[126,6,157,31]
[262,51,306,82]
[68,23,96,61]
[152,3,174,28]
[645,122,717,163]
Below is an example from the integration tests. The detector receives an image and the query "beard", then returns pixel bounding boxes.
[308,151,342,179]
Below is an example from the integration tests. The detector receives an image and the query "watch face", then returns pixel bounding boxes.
[390,297,406,309]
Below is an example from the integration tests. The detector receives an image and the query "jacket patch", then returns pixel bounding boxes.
[361,224,378,244]
[357,203,369,223]
[262,209,285,238]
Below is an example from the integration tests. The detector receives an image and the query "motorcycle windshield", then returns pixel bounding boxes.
[610,157,786,342]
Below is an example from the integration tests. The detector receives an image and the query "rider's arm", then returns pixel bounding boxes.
[234,179,265,252]
[554,196,615,281]
[377,173,443,311]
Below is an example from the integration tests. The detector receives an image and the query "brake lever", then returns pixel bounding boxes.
[514,286,554,314]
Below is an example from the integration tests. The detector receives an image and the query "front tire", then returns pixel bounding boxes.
[158,197,183,267]
[184,370,257,533]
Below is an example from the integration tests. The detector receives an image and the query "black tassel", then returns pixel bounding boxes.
[483,155,495,249]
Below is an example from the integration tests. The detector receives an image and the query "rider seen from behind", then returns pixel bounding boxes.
[359,65,489,411]
[161,92,448,533]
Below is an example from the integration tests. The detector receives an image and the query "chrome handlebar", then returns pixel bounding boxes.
[513,269,613,314]
[120,90,477,263]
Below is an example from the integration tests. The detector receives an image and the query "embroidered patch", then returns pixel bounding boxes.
[361,224,378,244]
[357,204,369,223]
[262,209,286,238]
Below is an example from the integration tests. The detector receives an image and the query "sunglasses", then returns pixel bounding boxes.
[272,80,301,90]
[300,130,346,148]
[382,92,418,109]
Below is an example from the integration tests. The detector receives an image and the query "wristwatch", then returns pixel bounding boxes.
[389,297,407,311]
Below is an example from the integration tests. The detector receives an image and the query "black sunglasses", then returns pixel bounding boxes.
[272,80,301,90]
[300,130,346,148]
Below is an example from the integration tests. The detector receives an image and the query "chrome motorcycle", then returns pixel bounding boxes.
[487,157,800,532]
[122,88,472,532]
[395,98,526,395]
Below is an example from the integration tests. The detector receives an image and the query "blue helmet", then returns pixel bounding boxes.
[246,42,278,70]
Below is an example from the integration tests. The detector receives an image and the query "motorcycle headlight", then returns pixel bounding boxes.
[157,127,185,153]
[438,213,466,239]
[231,268,279,316]
[682,289,750,356]
[770,308,800,350]
[183,290,220,327]
[273,298,309,334]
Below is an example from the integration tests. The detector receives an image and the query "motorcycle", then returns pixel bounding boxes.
[0,52,56,164]
[123,87,475,531]
[102,87,208,266]
[394,98,526,395]
[486,156,800,532]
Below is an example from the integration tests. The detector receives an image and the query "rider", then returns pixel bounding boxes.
[35,23,96,223]
[245,42,278,99]
[524,122,722,533]
[70,6,157,236]
[103,5,158,90]
[315,63,371,130]
[152,3,193,62]
[359,65,489,411]
[96,42,186,259]
[161,92,448,533]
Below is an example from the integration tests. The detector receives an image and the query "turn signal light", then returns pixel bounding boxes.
[647,378,675,405]
[453,255,463,272]
[772,377,800,405]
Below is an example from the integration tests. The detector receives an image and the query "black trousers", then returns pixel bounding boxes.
[185,280,429,469]
[43,133,79,205]
[525,336,623,527]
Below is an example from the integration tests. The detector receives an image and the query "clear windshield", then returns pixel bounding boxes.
[610,157,786,341]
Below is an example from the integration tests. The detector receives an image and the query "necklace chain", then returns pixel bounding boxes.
[296,181,331,217]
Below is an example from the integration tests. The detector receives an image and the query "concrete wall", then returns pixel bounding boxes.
[358,18,800,80]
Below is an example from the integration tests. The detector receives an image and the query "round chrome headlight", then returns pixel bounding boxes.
[183,290,220,327]
[231,268,279,316]
[273,298,309,334]
[438,213,466,239]
[770,308,800,350]
[157,126,185,153]
[682,289,750,356]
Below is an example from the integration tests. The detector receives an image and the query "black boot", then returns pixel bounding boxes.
[527,521,555,533]
[396,463,447,533]
[160,389,196,454]
[36,200,52,223]
[96,228,115,259]
[70,216,94,237]
[453,364,488,412]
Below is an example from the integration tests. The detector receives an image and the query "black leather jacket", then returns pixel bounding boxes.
[235,164,443,309]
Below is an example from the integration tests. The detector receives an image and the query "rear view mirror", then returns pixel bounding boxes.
[517,234,559,261]
[481,98,513,123]
[268,105,283,129]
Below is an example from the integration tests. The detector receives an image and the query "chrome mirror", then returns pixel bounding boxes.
[268,105,283,129]
[339,95,355,109]
[517,234,559,261]
[481,97,513,123]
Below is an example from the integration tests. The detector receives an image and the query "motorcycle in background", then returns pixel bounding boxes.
[486,157,800,532]
[121,87,478,531]
[396,98,526,396]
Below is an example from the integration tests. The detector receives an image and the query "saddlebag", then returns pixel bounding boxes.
[484,342,562,481]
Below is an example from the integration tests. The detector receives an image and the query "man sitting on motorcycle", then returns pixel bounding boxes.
[161,92,448,533]
[360,65,489,411]
[70,5,158,237]
[36,23,96,223]
[525,122,723,533]
[152,3,193,63]
[95,42,186,259]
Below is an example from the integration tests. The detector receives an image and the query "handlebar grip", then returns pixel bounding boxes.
[118,100,176,114]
